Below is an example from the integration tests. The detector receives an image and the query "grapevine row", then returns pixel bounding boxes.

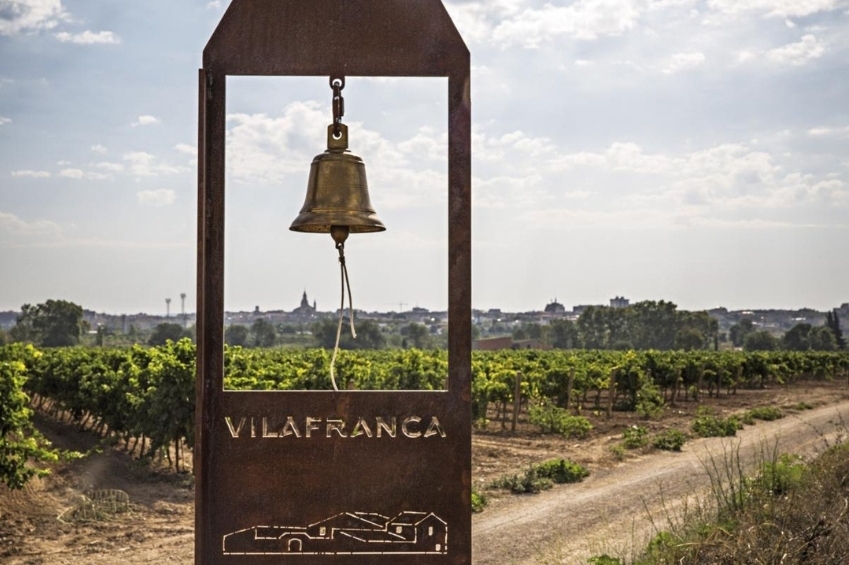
[2,342,848,476]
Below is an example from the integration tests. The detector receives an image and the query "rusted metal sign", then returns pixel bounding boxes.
[196,1,471,564]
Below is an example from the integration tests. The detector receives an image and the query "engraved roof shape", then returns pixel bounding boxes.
[253,525,306,540]
[388,511,447,527]
[203,0,469,77]
[308,512,389,533]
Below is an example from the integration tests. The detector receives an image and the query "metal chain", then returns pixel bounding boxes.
[330,75,345,137]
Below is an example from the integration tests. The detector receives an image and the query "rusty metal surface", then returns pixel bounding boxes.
[203,0,468,77]
[197,1,471,563]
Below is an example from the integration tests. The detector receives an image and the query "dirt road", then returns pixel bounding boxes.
[472,400,849,565]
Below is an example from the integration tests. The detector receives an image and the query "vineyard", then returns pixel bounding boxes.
[2,341,849,485]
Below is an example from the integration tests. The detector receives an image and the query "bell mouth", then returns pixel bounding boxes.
[289,210,385,234]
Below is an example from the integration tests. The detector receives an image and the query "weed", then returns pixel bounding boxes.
[586,555,621,565]
[792,401,814,411]
[535,458,590,483]
[692,406,739,438]
[745,406,783,423]
[610,444,626,461]
[489,458,588,495]
[529,401,592,439]
[757,453,807,495]
[471,489,488,513]
[622,425,649,449]
[651,429,687,451]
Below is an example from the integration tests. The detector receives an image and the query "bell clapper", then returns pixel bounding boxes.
[329,225,356,391]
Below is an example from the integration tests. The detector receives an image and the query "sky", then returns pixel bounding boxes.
[1,0,848,316]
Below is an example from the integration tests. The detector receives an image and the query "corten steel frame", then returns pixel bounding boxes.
[196,1,471,564]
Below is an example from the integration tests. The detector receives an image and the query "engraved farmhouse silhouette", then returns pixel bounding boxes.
[223,511,447,555]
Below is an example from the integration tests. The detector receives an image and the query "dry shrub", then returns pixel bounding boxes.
[627,442,849,565]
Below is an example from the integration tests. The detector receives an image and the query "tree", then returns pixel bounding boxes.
[576,306,608,349]
[549,319,578,349]
[10,300,87,347]
[629,300,679,350]
[676,311,713,350]
[525,323,543,340]
[148,323,191,346]
[250,318,277,348]
[674,327,705,351]
[782,323,812,351]
[225,324,249,347]
[729,318,754,347]
[808,326,837,351]
[402,323,431,349]
[743,330,779,351]
[826,310,846,349]
[313,319,386,350]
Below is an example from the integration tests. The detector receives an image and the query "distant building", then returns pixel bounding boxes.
[291,291,317,319]
[0,311,18,329]
[572,304,602,315]
[610,296,630,309]
[544,299,566,314]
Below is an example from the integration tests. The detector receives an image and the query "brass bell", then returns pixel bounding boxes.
[289,123,385,240]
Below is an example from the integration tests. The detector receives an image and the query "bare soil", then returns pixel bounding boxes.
[2,380,848,565]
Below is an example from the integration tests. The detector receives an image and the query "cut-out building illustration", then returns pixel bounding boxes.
[223,511,447,555]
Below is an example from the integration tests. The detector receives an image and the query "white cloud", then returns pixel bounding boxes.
[661,51,706,74]
[707,0,843,18]
[95,161,124,172]
[225,101,455,208]
[0,115,10,125]
[91,144,107,154]
[808,126,849,137]
[174,143,196,155]
[737,50,757,63]
[11,169,50,178]
[59,167,111,180]
[136,189,176,207]
[474,128,557,163]
[0,209,61,239]
[131,115,160,127]
[226,101,342,184]
[492,0,646,46]
[123,151,185,177]
[550,142,671,173]
[446,0,698,47]
[55,30,119,44]
[0,0,67,35]
[56,159,70,166]
[58,168,84,179]
[607,142,673,172]
[767,34,826,65]
[206,1,221,8]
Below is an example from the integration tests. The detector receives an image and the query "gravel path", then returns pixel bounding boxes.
[472,400,849,565]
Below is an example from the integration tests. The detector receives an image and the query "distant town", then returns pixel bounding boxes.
[1,292,846,351]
